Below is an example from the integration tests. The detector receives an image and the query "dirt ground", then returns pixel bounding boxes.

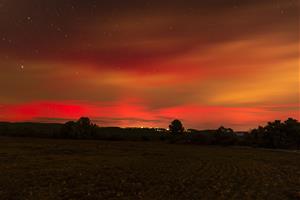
[0,137,299,200]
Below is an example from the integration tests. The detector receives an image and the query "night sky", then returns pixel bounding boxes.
[0,0,299,130]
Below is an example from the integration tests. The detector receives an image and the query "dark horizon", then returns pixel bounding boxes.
[1,116,298,132]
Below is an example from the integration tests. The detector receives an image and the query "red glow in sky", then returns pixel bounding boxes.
[0,0,299,130]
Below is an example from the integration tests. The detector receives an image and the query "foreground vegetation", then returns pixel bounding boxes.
[0,137,299,200]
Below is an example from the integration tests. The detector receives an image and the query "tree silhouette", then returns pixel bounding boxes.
[77,117,95,128]
[213,126,237,145]
[250,118,300,149]
[169,119,184,134]
[60,117,97,139]
[284,118,300,149]
[76,117,97,138]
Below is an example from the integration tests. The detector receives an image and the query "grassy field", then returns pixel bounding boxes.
[0,137,299,200]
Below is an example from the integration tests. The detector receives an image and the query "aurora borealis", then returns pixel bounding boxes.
[0,0,299,130]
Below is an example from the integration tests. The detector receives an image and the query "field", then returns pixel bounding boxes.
[0,137,299,200]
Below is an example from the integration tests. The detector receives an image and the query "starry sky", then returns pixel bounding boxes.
[0,0,299,130]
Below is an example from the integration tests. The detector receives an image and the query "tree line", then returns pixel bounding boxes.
[0,117,299,149]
